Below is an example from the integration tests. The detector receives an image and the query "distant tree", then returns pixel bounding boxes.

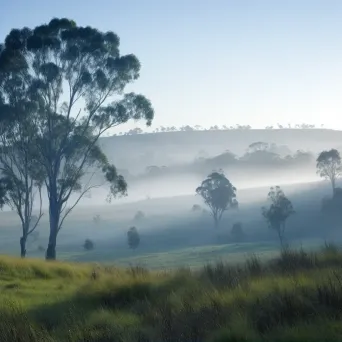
[83,239,95,251]
[126,127,143,135]
[134,210,145,220]
[209,150,237,166]
[262,186,295,248]
[231,222,245,242]
[0,19,154,260]
[247,141,269,153]
[127,226,140,249]
[191,204,202,212]
[316,149,342,195]
[196,171,238,229]
[93,215,101,225]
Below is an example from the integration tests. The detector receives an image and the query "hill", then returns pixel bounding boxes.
[99,129,342,172]
[2,245,342,341]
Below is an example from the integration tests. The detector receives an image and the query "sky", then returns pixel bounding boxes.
[1,0,342,131]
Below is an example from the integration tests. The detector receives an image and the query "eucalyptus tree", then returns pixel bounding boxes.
[196,170,238,229]
[0,18,154,259]
[317,149,342,196]
[0,68,44,258]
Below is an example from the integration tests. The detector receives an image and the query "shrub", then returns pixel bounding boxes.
[83,239,95,251]
[127,227,140,249]
[134,211,145,221]
[231,222,245,242]
[191,204,202,212]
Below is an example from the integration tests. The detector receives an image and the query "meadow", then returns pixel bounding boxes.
[1,244,342,341]
[0,180,334,269]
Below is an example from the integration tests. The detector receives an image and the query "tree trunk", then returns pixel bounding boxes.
[332,179,336,197]
[20,236,27,258]
[46,187,60,261]
[46,229,57,260]
[214,215,219,229]
[277,227,284,249]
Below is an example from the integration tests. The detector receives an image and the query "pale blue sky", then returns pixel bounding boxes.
[2,0,342,131]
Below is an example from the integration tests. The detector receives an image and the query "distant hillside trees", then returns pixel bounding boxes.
[262,186,295,248]
[316,149,342,196]
[196,171,238,229]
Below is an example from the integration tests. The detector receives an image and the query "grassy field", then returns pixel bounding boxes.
[1,244,342,341]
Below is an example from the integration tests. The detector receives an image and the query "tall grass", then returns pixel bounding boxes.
[0,244,342,341]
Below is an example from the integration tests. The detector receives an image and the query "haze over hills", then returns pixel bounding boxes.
[100,128,342,172]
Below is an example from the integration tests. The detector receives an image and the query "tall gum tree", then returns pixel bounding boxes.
[0,18,154,260]
[0,61,44,258]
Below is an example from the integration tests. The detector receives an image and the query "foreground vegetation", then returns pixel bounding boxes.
[1,244,342,341]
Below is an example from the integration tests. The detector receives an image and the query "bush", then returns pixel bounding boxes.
[134,211,145,221]
[83,239,95,251]
[231,222,245,242]
[191,204,202,212]
[127,227,140,249]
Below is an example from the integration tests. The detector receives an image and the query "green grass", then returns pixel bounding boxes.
[1,244,342,341]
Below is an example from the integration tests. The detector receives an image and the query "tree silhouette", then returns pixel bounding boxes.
[83,239,95,251]
[317,149,342,196]
[231,222,245,242]
[262,186,295,248]
[196,171,238,229]
[0,99,44,257]
[0,18,154,259]
[127,226,140,249]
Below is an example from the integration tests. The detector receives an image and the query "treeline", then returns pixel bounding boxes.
[114,123,325,136]
[138,141,315,180]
